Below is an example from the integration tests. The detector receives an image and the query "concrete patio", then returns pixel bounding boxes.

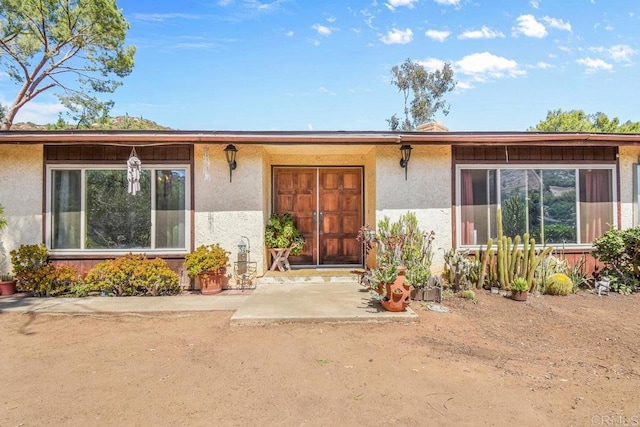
[0,280,419,325]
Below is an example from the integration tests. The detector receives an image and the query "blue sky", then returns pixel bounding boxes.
[2,0,640,131]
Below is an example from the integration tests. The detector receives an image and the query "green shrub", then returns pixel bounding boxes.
[9,244,82,295]
[85,254,180,296]
[264,213,305,255]
[544,273,573,296]
[460,289,475,300]
[593,226,640,294]
[184,244,229,278]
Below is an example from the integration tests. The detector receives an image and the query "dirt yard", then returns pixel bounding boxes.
[1,291,639,426]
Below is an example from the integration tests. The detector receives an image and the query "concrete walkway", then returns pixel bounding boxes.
[229,282,418,325]
[0,283,419,325]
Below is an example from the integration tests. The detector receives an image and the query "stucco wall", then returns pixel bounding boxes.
[375,145,452,274]
[619,146,640,228]
[0,145,44,273]
[193,144,266,285]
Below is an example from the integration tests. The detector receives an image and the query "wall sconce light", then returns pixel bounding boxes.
[399,144,413,180]
[224,144,238,182]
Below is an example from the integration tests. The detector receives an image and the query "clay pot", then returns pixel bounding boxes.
[198,269,226,295]
[511,291,528,302]
[0,280,16,296]
[380,267,412,312]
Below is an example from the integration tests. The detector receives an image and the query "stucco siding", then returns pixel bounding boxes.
[193,144,266,282]
[619,146,640,228]
[0,145,44,273]
[375,145,452,274]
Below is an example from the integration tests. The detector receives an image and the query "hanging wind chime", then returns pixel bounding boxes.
[127,147,142,196]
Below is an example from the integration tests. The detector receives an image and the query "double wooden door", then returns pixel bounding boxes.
[273,167,363,266]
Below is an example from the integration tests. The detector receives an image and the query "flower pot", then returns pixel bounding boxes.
[198,269,226,295]
[380,267,411,312]
[511,290,528,302]
[411,288,424,301]
[0,280,16,296]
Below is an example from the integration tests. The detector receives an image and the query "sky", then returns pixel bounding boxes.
[2,0,640,131]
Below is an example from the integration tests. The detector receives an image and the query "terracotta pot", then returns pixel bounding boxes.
[198,269,226,295]
[380,267,412,312]
[0,280,17,296]
[511,291,528,302]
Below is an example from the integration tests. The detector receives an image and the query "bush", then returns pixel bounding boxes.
[264,213,305,255]
[184,244,229,279]
[544,273,573,296]
[9,244,82,296]
[85,254,180,296]
[593,226,640,294]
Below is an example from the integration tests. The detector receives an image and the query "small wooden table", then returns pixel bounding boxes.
[269,248,291,271]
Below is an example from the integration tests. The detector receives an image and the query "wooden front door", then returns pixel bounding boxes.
[273,167,363,266]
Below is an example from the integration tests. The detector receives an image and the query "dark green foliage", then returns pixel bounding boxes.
[592,227,640,294]
[529,109,640,133]
[387,58,456,131]
[264,213,305,255]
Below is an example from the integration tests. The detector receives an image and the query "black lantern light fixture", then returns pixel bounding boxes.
[399,144,413,180]
[224,144,238,182]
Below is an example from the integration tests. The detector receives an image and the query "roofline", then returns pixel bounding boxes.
[1,130,640,146]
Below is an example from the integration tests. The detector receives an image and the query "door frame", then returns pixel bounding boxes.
[271,165,365,268]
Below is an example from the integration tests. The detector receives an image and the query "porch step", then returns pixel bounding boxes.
[257,268,361,285]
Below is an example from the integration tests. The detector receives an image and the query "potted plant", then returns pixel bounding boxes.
[264,213,305,271]
[511,277,529,301]
[0,273,16,296]
[184,244,230,295]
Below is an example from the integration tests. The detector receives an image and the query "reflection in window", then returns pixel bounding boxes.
[459,167,613,246]
[50,167,188,251]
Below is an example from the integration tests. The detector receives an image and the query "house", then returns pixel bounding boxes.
[1,127,639,285]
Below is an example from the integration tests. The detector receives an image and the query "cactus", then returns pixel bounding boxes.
[544,273,573,295]
[477,238,493,289]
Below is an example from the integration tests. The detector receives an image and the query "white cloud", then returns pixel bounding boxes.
[326,15,336,23]
[307,123,313,130]
[542,16,571,32]
[311,39,320,46]
[532,61,554,69]
[417,58,446,72]
[385,0,418,9]
[512,14,547,38]
[11,100,66,125]
[433,0,460,5]
[456,52,525,81]
[456,81,475,90]
[609,44,636,62]
[458,26,505,40]
[576,57,613,73]
[312,24,332,37]
[133,13,202,22]
[425,29,451,42]
[380,28,413,44]
[319,87,337,96]
[530,1,540,9]
[285,30,294,37]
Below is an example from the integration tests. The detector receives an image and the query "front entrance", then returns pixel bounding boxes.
[273,167,363,266]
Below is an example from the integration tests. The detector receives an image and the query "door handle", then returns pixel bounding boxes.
[313,211,317,224]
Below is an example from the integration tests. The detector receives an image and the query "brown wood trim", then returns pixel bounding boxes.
[453,145,617,163]
[45,145,192,162]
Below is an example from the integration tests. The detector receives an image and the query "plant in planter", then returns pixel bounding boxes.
[184,244,230,295]
[264,213,305,271]
[510,277,529,301]
[0,273,16,296]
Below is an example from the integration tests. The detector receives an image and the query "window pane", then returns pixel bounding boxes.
[579,169,613,243]
[85,170,151,249]
[155,170,186,249]
[52,170,81,249]
[500,169,528,237]
[541,170,576,244]
[460,169,496,245]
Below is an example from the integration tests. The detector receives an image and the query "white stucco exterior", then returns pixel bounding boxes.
[375,145,451,273]
[0,145,44,273]
[619,147,640,228]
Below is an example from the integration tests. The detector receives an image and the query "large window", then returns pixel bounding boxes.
[48,166,189,253]
[457,165,616,247]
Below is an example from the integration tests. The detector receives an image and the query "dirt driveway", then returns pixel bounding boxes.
[1,291,639,426]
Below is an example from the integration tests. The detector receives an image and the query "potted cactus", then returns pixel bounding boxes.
[510,277,529,301]
[184,244,230,295]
